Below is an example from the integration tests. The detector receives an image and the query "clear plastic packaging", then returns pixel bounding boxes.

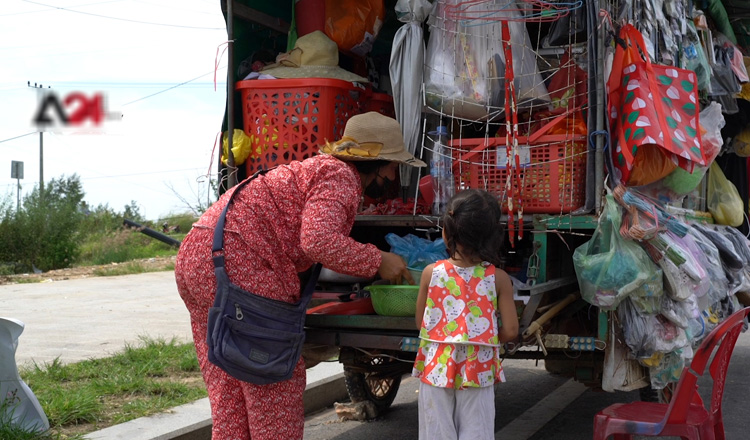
[429,126,455,215]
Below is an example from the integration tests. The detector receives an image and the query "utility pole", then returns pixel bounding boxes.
[27,81,50,195]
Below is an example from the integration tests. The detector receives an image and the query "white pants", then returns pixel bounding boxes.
[418,382,495,440]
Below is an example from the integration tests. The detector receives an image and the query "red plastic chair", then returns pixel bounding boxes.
[593,307,750,440]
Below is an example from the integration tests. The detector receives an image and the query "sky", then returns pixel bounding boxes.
[0,0,229,221]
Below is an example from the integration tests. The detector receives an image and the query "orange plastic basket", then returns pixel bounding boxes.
[449,134,587,214]
[236,78,364,173]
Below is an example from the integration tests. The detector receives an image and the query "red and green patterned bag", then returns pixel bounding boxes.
[608,24,705,186]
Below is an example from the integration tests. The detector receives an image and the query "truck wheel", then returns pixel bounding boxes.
[343,361,401,412]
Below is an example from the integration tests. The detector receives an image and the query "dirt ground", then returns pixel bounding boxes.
[0,256,177,285]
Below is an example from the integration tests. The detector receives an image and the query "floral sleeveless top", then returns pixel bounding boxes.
[412,260,505,389]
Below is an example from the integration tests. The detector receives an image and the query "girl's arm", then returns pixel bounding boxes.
[495,269,519,343]
[415,264,434,328]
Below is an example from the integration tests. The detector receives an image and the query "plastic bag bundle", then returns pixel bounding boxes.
[687,227,730,306]
[693,224,744,271]
[644,349,690,390]
[385,233,448,270]
[423,0,549,120]
[715,225,750,264]
[629,268,664,315]
[706,225,750,294]
[658,256,696,302]
[660,294,699,330]
[665,232,707,282]
[617,298,689,359]
[573,195,661,310]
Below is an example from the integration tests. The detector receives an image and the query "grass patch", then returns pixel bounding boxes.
[17,337,206,439]
[92,260,175,277]
[77,229,180,266]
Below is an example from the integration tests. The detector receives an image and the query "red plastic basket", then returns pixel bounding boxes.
[365,92,395,118]
[449,134,587,214]
[236,78,364,173]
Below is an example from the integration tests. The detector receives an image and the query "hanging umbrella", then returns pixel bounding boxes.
[389,0,433,193]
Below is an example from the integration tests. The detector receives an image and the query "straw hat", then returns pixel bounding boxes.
[320,112,426,167]
[260,31,368,83]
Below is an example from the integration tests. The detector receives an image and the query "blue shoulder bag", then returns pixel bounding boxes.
[207,170,321,384]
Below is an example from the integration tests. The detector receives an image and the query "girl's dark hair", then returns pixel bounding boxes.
[351,160,391,175]
[441,189,504,267]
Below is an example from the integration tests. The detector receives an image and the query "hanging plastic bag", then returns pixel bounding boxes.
[661,102,725,196]
[660,294,699,329]
[645,350,689,390]
[324,0,384,56]
[602,316,648,392]
[547,51,588,111]
[617,298,690,359]
[694,224,747,296]
[709,45,742,114]
[573,194,660,310]
[725,43,749,83]
[687,226,730,307]
[707,162,744,227]
[714,224,750,293]
[385,233,448,270]
[682,21,712,92]
[645,230,708,302]
[423,0,549,120]
[221,129,252,166]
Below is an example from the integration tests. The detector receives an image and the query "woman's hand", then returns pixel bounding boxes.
[378,251,414,285]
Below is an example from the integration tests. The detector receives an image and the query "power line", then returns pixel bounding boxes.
[121,68,225,106]
[0,132,37,144]
[20,0,225,30]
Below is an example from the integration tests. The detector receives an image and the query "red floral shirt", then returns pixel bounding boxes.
[192,154,381,302]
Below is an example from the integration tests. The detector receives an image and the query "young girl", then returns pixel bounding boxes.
[413,189,519,440]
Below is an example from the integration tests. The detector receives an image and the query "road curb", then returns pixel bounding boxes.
[83,373,347,440]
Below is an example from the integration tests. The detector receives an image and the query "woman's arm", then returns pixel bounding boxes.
[415,264,434,328]
[299,161,382,277]
[495,269,519,343]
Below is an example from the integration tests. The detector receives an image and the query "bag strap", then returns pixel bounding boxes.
[211,168,322,296]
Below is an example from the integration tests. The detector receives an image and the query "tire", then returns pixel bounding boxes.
[343,361,402,412]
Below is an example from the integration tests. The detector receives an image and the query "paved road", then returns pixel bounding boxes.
[304,335,750,440]
[0,271,342,383]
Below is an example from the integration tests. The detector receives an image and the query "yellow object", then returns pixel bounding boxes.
[707,162,744,227]
[320,136,383,158]
[733,126,750,157]
[221,129,252,166]
[739,57,750,101]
